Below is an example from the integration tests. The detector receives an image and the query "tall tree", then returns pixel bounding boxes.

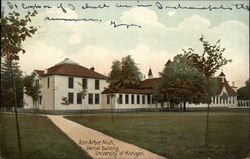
[1,61,24,109]
[183,36,231,149]
[237,79,250,100]
[107,55,142,89]
[107,60,122,89]
[154,54,215,111]
[23,73,41,110]
[1,10,38,156]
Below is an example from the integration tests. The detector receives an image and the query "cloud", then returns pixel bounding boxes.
[18,7,248,86]
[20,40,64,74]
[127,45,171,77]
[120,7,166,29]
[68,34,82,45]
[167,11,176,16]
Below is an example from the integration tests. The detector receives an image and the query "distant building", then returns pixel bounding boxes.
[102,59,238,109]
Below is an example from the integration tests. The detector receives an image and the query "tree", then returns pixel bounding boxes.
[23,73,41,111]
[237,79,250,100]
[1,10,38,156]
[183,36,231,150]
[78,82,87,115]
[1,61,24,109]
[107,55,143,89]
[154,54,212,111]
[61,97,69,110]
[107,60,122,89]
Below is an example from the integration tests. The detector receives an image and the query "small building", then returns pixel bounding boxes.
[187,72,238,108]
[24,58,108,110]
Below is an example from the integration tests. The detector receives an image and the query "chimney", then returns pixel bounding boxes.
[90,66,95,71]
[232,82,235,87]
[44,69,48,74]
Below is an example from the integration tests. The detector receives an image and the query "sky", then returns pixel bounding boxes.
[2,0,249,87]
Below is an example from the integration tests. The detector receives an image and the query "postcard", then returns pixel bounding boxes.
[1,0,249,159]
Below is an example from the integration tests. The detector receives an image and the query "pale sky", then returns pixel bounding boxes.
[2,0,249,87]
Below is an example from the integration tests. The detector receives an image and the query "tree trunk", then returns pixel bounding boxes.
[183,102,186,111]
[8,61,22,157]
[204,77,211,150]
[111,96,113,122]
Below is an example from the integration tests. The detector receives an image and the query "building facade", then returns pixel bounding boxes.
[24,58,108,110]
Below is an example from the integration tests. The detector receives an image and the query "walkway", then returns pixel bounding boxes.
[47,115,166,159]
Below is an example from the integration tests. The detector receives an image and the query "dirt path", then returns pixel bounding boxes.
[47,115,166,159]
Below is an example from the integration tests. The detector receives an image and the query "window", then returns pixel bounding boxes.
[82,78,87,89]
[39,96,42,104]
[131,95,134,104]
[68,93,74,104]
[47,77,50,88]
[119,94,123,104]
[125,95,129,104]
[137,95,140,104]
[147,95,151,104]
[35,79,39,87]
[142,95,145,104]
[95,94,100,104]
[107,95,110,104]
[95,80,100,90]
[88,93,93,104]
[77,93,82,104]
[68,77,74,88]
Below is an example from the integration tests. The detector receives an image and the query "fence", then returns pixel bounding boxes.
[237,100,250,108]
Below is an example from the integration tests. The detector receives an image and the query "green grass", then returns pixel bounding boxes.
[65,111,249,159]
[0,113,92,159]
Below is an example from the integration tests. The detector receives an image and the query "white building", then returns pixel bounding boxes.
[24,58,238,111]
[102,60,238,109]
[24,58,108,110]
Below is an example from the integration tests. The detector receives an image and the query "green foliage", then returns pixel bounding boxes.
[183,36,232,77]
[1,62,23,108]
[154,54,208,105]
[107,55,143,89]
[183,36,231,104]
[207,78,218,96]
[237,79,250,100]
[23,73,40,103]
[1,11,38,61]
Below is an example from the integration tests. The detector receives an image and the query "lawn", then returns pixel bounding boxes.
[0,113,92,159]
[66,111,249,159]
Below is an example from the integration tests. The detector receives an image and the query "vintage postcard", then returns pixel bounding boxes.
[1,0,249,159]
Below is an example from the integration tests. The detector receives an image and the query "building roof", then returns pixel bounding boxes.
[44,63,107,79]
[139,78,160,89]
[164,59,172,66]
[102,88,153,94]
[55,58,79,66]
[219,72,226,77]
[216,78,237,96]
[34,70,44,76]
